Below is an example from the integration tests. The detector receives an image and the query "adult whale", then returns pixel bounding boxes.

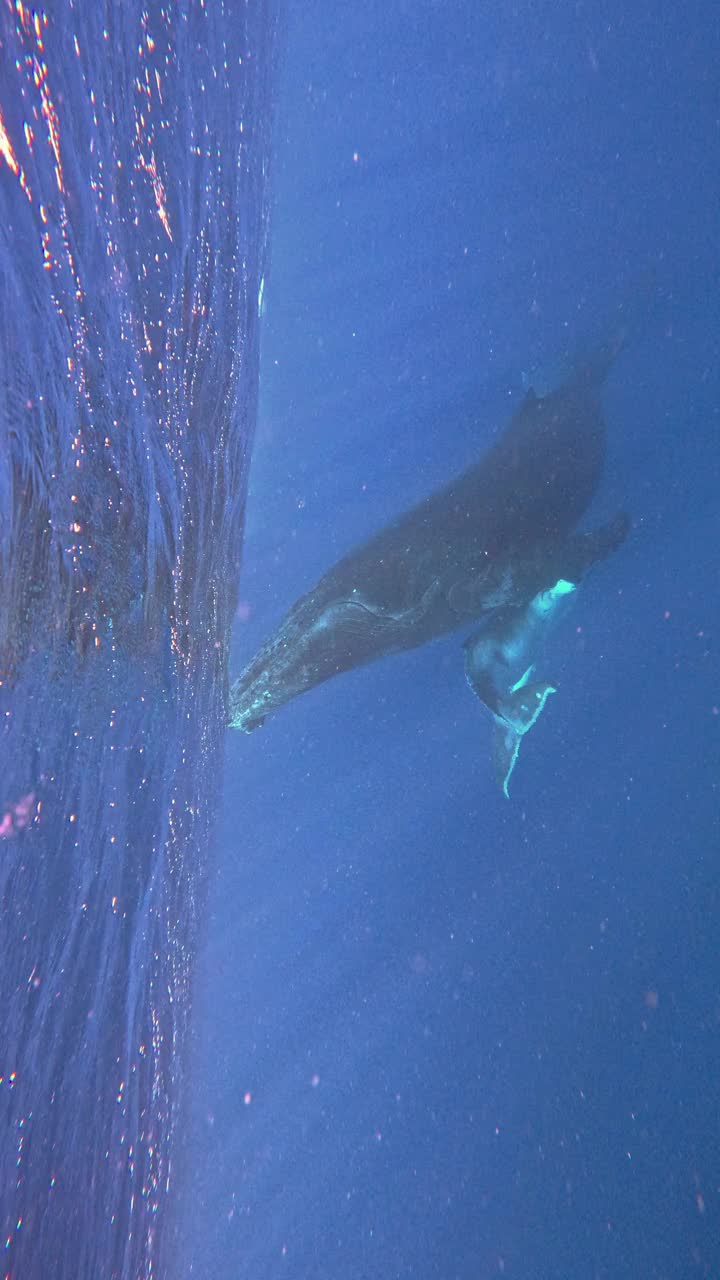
[229,326,632,790]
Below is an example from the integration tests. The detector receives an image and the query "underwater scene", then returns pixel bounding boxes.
[1,1,717,1278]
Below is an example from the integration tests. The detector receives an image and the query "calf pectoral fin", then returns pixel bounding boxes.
[492,681,557,798]
[493,720,523,799]
[496,680,556,735]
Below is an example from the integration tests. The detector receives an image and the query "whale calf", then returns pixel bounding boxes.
[465,576,573,798]
[229,330,632,792]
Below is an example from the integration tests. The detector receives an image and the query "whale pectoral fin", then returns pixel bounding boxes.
[491,681,557,798]
[492,719,522,800]
[497,680,556,735]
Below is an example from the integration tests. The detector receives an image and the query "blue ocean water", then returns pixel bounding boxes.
[1,4,276,1276]
[178,2,718,1279]
[1,1,716,1278]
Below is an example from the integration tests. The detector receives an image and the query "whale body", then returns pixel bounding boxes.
[229,336,630,791]
[464,577,576,797]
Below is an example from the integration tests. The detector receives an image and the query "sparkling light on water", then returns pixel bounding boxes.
[0,4,277,1276]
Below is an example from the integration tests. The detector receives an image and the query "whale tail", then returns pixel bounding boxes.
[523,272,657,399]
[571,269,658,390]
[560,511,630,582]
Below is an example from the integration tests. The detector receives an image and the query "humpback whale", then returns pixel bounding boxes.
[229,331,631,792]
[465,576,575,798]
